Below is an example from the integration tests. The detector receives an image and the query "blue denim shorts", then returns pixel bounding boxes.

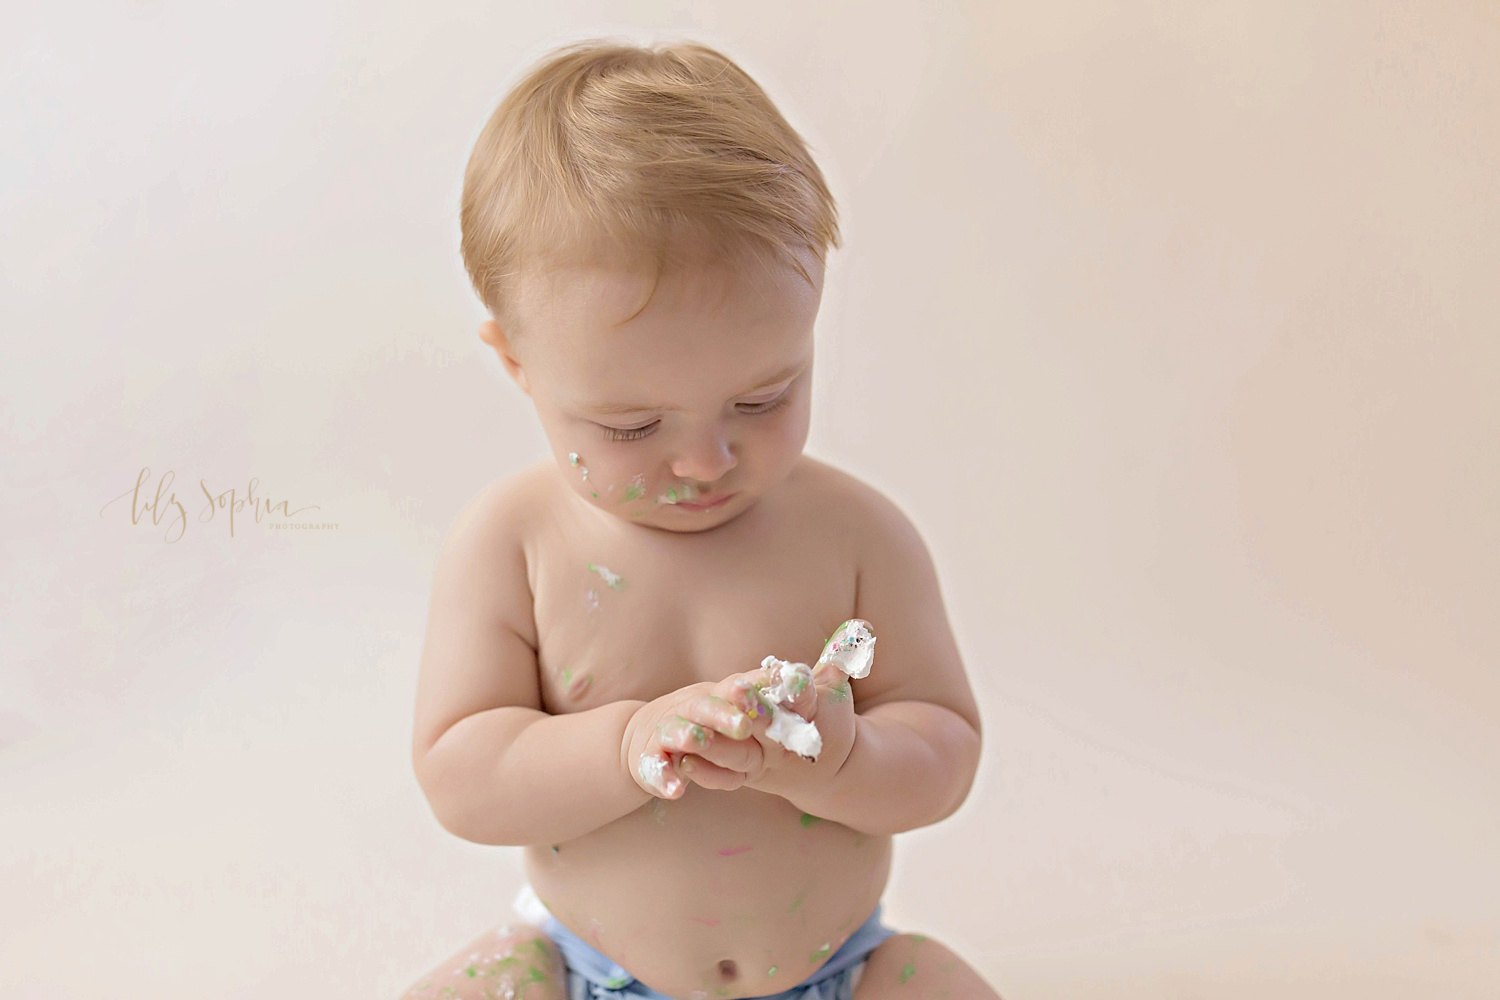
[514,885,899,1000]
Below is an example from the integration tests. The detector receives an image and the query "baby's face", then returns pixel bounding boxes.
[490,248,824,533]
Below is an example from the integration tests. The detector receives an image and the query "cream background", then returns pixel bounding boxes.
[2,1,1497,997]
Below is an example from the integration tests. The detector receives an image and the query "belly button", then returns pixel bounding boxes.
[717,959,738,980]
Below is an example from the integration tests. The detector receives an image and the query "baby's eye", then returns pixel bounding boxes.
[737,392,792,415]
[600,421,659,442]
[597,393,791,443]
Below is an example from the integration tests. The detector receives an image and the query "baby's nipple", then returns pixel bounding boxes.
[717,959,738,982]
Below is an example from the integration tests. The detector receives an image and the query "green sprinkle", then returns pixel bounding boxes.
[788,890,806,913]
[531,939,549,958]
[800,813,823,828]
[767,966,778,976]
[912,933,928,943]
[591,491,598,498]
[604,975,630,989]
[900,962,917,983]
[465,966,477,978]
[667,488,677,501]
[810,943,831,962]
[562,669,573,685]
[527,966,547,983]
[829,683,851,702]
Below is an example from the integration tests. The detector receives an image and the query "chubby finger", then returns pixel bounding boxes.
[656,715,713,754]
[686,727,766,774]
[717,670,776,721]
[681,694,754,741]
[677,754,747,791]
[759,657,819,721]
[635,751,686,798]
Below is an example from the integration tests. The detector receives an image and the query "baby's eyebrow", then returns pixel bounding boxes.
[586,360,806,416]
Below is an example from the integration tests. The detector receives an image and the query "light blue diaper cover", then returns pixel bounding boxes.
[514,884,899,1000]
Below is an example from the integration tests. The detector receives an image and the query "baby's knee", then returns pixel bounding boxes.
[859,933,1001,999]
[400,922,565,1000]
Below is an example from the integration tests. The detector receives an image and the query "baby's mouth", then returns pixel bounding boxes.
[656,482,704,505]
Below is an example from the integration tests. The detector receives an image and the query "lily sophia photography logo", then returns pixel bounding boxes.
[100,467,333,543]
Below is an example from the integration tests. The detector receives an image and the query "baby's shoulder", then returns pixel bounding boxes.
[791,454,916,542]
[445,462,554,556]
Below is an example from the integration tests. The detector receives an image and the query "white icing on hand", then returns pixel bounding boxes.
[757,656,820,758]
[816,619,876,679]
[637,752,676,795]
[755,620,877,761]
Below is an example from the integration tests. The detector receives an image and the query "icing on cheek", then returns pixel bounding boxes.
[566,452,708,515]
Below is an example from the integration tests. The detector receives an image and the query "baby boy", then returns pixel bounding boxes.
[403,37,1001,1000]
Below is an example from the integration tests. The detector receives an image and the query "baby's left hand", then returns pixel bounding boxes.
[676,658,857,799]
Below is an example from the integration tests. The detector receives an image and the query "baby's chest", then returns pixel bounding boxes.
[530,529,856,712]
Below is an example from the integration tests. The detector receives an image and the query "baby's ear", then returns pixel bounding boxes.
[479,320,531,395]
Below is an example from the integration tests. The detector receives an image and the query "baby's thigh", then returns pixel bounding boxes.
[397,922,566,1000]
[853,933,1002,1000]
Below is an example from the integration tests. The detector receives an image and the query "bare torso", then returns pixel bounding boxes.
[514,454,893,998]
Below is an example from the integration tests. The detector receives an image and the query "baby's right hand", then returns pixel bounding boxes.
[622,683,765,799]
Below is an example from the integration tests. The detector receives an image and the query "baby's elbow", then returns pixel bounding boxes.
[413,751,508,846]
[939,719,982,818]
[419,781,519,847]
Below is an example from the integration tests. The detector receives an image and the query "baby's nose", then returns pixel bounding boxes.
[669,429,736,483]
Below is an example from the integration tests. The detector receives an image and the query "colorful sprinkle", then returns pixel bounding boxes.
[900,962,917,984]
[788,890,806,913]
[809,943,831,962]
[800,813,823,828]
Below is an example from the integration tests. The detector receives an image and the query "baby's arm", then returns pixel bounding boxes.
[411,483,752,846]
[742,489,983,835]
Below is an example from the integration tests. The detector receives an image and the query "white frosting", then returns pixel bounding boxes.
[765,706,822,758]
[816,619,876,679]
[636,752,672,794]
[589,563,624,589]
[757,655,822,759]
[754,621,877,761]
[656,482,701,505]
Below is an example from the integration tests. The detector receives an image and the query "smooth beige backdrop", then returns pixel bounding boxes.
[2,2,1496,998]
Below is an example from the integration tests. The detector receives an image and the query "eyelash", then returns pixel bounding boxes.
[599,393,793,442]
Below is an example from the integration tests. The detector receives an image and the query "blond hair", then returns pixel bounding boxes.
[459,38,841,341]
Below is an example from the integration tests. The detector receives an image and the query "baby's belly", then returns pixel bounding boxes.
[523,786,892,999]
